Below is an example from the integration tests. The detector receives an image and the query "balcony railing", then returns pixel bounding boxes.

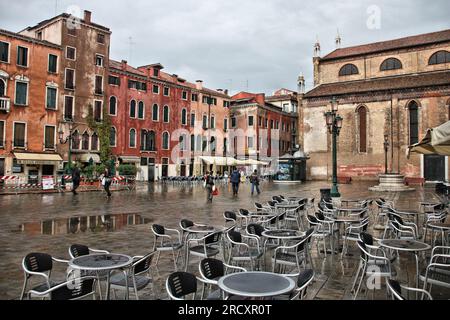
[0,97,11,112]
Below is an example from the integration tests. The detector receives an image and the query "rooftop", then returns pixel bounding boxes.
[304,70,450,98]
[321,29,450,61]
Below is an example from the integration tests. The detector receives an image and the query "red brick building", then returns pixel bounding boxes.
[230,92,298,173]
[0,29,63,183]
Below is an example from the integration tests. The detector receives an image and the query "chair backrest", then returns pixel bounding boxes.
[227,230,242,243]
[133,251,156,275]
[200,258,224,280]
[239,209,250,216]
[166,272,197,299]
[387,279,405,300]
[267,201,277,207]
[356,241,369,261]
[50,277,96,300]
[224,211,237,222]
[205,232,222,245]
[180,219,194,230]
[69,244,90,258]
[307,215,319,226]
[297,269,314,289]
[254,203,264,211]
[152,224,165,235]
[316,211,325,221]
[247,223,265,237]
[23,253,53,274]
[359,232,374,246]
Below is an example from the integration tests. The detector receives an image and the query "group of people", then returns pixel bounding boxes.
[71,166,113,198]
[204,168,261,202]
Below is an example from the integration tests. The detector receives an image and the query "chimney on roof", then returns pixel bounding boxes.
[196,80,203,90]
[224,89,229,95]
[313,35,321,58]
[84,10,92,24]
[335,29,342,49]
[172,74,178,80]
[121,60,127,71]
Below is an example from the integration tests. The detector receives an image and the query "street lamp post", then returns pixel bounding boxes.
[384,134,389,174]
[324,97,343,198]
[58,123,76,174]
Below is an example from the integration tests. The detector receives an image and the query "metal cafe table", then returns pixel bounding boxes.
[69,253,133,300]
[218,271,295,299]
[379,239,431,288]
[427,222,450,246]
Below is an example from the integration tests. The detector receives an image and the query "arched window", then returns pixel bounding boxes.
[0,79,5,96]
[71,130,80,150]
[181,108,187,125]
[162,132,170,150]
[129,128,136,148]
[163,105,169,123]
[148,131,156,151]
[357,106,368,153]
[130,100,136,118]
[408,101,419,145]
[428,51,450,65]
[152,104,159,121]
[110,127,116,147]
[380,58,402,71]
[91,132,98,150]
[179,134,186,151]
[109,96,117,115]
[138,101,144,119]
[82,131,90,150]
[339,64,359,76]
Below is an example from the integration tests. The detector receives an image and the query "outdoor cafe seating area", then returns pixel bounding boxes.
[19,192,450,300]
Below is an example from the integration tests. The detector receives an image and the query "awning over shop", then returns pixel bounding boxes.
[119,156,140,163]
[408,121,450,157]
[198,156,269,166]
[14,152,63,165]
[198,156,241,166]
[76,153,101,163]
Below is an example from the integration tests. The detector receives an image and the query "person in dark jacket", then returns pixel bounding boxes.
[102,168,112,197]
[230,169,241,196]
[205,171,215,202]
[71,166,80,195]
[250,169,261,195]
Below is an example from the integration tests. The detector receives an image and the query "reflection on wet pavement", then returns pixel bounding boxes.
[0,181,449,300]
[17,213,153,236]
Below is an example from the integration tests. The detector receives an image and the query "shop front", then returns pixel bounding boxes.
[13,152,63,184]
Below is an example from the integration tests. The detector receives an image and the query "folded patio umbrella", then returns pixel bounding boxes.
[408,121,450,157]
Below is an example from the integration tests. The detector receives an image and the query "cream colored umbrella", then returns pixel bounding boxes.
[212,160,217,175]
[408,121,450,157]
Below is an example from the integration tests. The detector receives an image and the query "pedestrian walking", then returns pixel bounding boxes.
[71,166,80,195]
[204,171,215,202]
[250,169,261,195]
[101,167,112,197]
[230,168,241,196]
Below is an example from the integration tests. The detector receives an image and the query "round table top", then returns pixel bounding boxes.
[218,272,295,298]
[69,254,133,271]
[262,229,305,240]
[185,225,221,233]
[276,204,301,209]
[379,239,431,252]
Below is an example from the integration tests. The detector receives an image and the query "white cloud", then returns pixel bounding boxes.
[1,0,449,94]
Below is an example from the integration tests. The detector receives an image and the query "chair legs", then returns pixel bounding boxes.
[20,276,28,300]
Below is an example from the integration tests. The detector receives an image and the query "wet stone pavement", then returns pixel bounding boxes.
[0,180,449,300]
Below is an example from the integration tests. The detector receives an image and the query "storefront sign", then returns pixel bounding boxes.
[42,176,55,190]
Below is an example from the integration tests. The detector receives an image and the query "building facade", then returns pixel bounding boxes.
[299,29,450,181]
[20,10,111,168]
[0,29,63,182]
[230,92,298,172]
[108,60,230,181]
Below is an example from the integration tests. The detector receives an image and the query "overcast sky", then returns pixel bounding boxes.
[1,0,449,94]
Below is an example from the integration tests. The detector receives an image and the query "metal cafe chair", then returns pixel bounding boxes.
[198,258,247,300]
[387,279,433,300]
[151,224,183,270]
[225,230,263,271]
[166,271,199,300]
[272,269,315,300]
[110,251,157,300]
[184,231,222,272]
[20,252,69,300]
[26,275,98,300]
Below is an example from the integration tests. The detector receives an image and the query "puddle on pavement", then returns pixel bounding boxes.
[16,213,153,236]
